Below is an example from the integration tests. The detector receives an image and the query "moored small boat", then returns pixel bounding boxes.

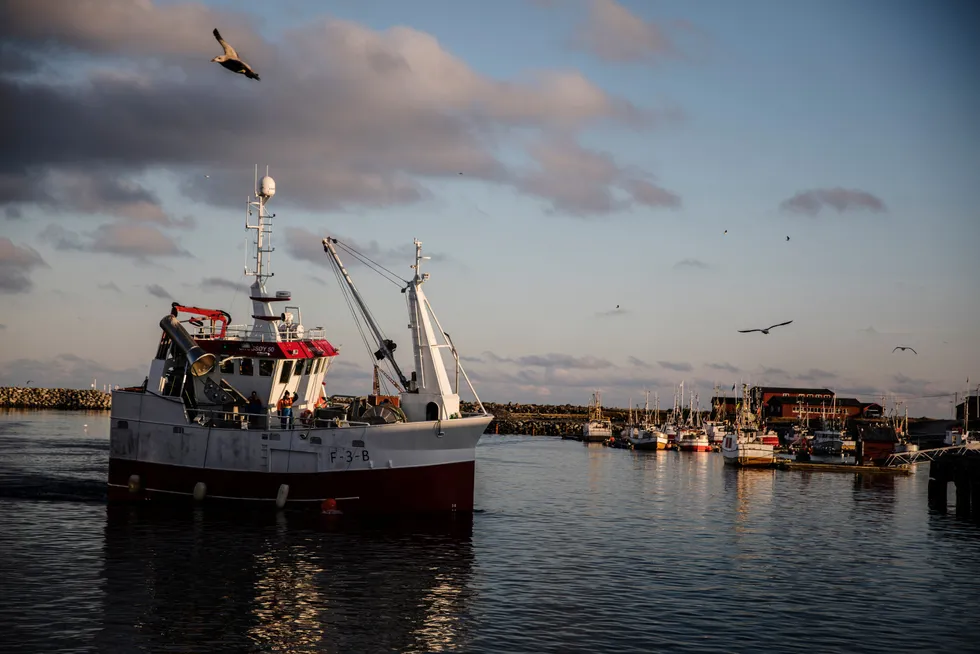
[582,390,612,442]
[721,384,775,467]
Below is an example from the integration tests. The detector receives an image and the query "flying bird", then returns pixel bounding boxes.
[211,28,260,81]
[892,346,917,354]
[724,229,728,234]
[738,320,793,335]
[616,305,620,309]
[786,236,790,241]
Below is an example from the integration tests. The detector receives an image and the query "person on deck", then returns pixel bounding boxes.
[277,391,293,430]
[291,392,299,428]
[247,391,263,428]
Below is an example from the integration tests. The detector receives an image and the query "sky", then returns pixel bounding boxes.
[1,0,978,418]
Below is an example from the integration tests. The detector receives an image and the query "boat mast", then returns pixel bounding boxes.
[322,237,411,389]
[965,378,970,434]
[245,166,281,340]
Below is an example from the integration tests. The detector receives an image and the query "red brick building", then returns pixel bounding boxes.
[755,387,835,407]
[765,396,882,420]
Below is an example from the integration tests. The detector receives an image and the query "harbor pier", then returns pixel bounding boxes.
[927,449,980,517]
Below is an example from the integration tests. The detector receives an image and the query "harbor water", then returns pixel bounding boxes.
[1,410,977,653]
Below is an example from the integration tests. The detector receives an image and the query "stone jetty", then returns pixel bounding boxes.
[462,401,669,437]
[0,386,112,410]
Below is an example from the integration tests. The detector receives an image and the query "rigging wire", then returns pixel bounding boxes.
[330,260,374,361]
[335,240,407,287]
[324,241,406,390]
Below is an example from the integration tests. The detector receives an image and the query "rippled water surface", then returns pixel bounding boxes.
[1,410,978,653]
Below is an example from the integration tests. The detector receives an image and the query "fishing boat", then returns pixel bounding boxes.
[677,428,711,452]
[107,169,493,513]
[721,384,774,467]
[626,391,667,450]
[582,390,612,442]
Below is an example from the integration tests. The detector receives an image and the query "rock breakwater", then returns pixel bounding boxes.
[0,387,112,410]
[461,401,670,437]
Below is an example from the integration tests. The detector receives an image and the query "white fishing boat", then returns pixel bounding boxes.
[722,384,775,467]
[626,391,668,450]
[108,168,492,513]
[582,390,612,442]
[677,428,711,452]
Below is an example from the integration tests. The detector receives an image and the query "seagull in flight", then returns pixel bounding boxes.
[892,346,917,354]
[211,28,260,81]
[786,236,790,241]
[738,320,793,335]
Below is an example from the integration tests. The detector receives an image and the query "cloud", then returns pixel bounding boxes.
[889,373,938,397]
[673,258,708,270]
[0,0,267,61]
[760,366,786,375]
[200,277,247,293]
[658,360,692,372]
[284,227,451,272]
[706,362,739,373]
[517,353,613,369]
[796,368,838,381]
[571,0,685,64]
[0,2,669,218]
[596,306,628,317]
[40,223,189,260]
[0,167,194,228]
[0,323,6,330]
[466,360,665,403]
[146,283,173,300]
[780,188,886,216]
[0,352,144,390]
[518,137,680,215]
[98,281,122,292]
[308,275,328,286]
[628,356,647,367]
[0,237,48,293]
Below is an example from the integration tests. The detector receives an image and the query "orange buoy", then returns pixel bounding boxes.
[321,498,342,515]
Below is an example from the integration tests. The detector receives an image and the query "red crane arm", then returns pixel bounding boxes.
[171,303,231,338]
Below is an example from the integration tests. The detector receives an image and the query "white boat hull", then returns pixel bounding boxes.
[721,435,774,467]
[108,391,491,512]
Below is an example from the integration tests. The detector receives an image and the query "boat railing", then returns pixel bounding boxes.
[193,324,327,342]
[184,406,384,431]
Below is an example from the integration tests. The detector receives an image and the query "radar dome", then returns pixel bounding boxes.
[259,175,276,199]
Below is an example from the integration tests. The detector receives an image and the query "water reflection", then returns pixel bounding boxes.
[723,467,776,540]
[96,506,475,653]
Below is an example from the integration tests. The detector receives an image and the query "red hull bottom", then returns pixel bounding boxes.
[108,458,476,514]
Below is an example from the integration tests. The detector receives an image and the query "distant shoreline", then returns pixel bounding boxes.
[1,389,941,436]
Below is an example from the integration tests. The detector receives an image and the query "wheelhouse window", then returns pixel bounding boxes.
[240,358,254,376]
[279,361,293,383]
[220,357,234,374]
[259,359,274,377]
[294,359,306,376]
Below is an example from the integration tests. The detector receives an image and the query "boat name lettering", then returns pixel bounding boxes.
[241,344,277,354]
[330,449,370,463]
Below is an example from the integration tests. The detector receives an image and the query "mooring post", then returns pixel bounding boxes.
[928,460,947,513]
[955,460,971,518]
[972,471,980,523]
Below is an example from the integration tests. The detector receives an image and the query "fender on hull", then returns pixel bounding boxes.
[109,458,476,513]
